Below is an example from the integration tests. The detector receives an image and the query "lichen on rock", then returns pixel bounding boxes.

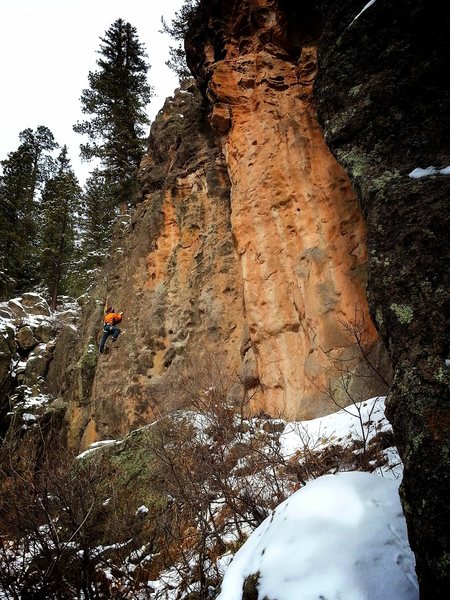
[390,303,414,325]
[315,0,450,594]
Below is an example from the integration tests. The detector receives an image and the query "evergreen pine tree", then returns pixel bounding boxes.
[0,127,57,298]
[73,19,153,210]
[0,146,30,296]
[39,147,81,309]
[82,169,114,269]
[161,0,201,80]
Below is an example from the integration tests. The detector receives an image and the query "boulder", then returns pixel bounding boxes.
[7,299,26,318]
[21,294,51,316]
[21,293,46,308]
[23,344,52,385]
[16,326,38,352]
[0,325,16,382]
[0,306,14,320]
[34,320,56,344]
[26,302,52,317]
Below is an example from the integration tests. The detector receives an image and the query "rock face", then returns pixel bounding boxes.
[65,85,246,448]
[0,321,16,436]
[63,2,391,446]
[185,0,388,417]
[65,73,389,446]
[313,0,450,596]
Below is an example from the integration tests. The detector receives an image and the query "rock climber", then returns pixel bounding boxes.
[99,307,123,353]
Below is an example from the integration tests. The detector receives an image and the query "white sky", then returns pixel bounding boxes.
[0,0,184,183]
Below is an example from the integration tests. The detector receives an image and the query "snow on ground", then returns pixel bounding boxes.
[217,471,418,600]
[0,316,16,336]
[210,398,411,600]
[281,397,386,455]
[18,390,52,411]
[132,397,406,598]
[280,396,402,479]
[1,384,412,599]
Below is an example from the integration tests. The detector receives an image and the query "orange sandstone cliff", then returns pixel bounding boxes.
[64,86,246,447]
[184,0,388,416]
[60,2,389,448]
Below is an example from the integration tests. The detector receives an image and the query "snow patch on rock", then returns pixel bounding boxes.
[408,165,450,178]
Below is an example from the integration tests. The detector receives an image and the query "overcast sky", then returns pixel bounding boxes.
[0,0,184,183]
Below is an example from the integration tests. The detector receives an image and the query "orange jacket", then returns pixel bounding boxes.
[104,312,122,326]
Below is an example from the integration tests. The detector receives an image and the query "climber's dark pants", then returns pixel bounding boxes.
[99,325,120,353]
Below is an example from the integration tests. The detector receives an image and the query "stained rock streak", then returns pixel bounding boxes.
[187,0,386,417]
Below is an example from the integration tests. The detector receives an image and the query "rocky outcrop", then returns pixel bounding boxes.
[65,64,389,447]
[185,0,388,418]
[0,319,16,439]
[177,0,449,594]
[0,294,78,442]
[61,2,392,448]
[64,85,245,448]
[313,1,450,596]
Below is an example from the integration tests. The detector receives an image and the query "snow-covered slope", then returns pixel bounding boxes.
[280,396,402,479]
[217,471,418,600]
[135,398,412,598]
[210,397,416,600]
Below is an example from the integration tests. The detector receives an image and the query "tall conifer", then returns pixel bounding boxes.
[162,0,200,80]
[0,127,57,298]
[74,19,153,210]
[39,147,81,309]
[82,169,114,268]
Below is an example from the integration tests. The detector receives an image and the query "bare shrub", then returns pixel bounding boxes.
[137,351,292,598]
[0,426,156,599]
[312,307,392,468]
[139,338,395,597]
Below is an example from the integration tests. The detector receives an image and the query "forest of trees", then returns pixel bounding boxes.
[0,18,153,307]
